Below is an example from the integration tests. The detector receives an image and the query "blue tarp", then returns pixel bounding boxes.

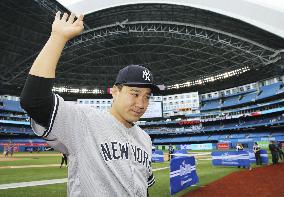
[170,156,199,195]
[152,150,164,162]
[212,150,269,167]
[211,150,250,167]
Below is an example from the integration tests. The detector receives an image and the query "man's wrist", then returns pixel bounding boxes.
[49,33,69,44]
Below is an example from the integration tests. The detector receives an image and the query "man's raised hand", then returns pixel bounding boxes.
[51,12,84,42]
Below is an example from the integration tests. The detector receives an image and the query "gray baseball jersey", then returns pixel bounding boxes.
[31,94,155,197]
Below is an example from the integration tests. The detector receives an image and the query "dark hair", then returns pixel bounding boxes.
[114,84,124,91]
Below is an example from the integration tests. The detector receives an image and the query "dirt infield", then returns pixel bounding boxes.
[0,153,60,162]
[11,153,61,157]
[184,163,284,197]
[0,164,60,169]
[0,157,20,162]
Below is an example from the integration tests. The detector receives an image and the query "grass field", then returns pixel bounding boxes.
[0,151,252,197]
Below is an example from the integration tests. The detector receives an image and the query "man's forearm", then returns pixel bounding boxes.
[29,34,67,78]
[29,12,84,78]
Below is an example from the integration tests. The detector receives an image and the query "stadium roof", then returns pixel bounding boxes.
[58,0,284,39]
[1,0,284,96]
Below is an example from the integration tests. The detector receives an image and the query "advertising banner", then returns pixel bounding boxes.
[260,149,269,165]
[211,151,250,167]
[248,149,269,165]
[180,144,191,150]
[217,143,230,150]
[180,143,213,150]
[190,143,213,150]
[172,149,189,158]
[0,143,49,147]
[257,141,269,149]
[152,150,164,162]
[247,150,256,163]
[170,156,199,195]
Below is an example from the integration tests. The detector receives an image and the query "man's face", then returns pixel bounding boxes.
[111,85,151,126]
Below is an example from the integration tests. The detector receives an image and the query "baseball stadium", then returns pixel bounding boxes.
[1,0,284,196]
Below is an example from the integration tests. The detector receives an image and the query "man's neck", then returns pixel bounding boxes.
[110,108,134,128]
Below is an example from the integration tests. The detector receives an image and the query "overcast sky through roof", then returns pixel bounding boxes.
[56,0,284,38]
[57,0,284,14]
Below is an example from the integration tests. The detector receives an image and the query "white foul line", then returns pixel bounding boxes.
[153,166,169,171]
[0,167,169,190]
[0,178,67,190]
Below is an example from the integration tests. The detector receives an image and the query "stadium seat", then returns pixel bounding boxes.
[256,82,282,100]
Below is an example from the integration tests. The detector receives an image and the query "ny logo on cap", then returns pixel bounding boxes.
[142,69,151,81]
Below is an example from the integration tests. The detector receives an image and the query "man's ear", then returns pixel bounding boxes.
[111,85,119,99]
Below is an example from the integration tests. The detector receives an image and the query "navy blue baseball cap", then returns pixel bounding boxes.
[115,65,160,93]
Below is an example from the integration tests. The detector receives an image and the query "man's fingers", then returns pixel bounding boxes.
[67,13,76,24]
[78,21,84,29]
[61,12,68,21]
[74,14,84,25]
[55,11,61,19]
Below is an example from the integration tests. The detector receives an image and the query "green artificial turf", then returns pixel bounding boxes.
[0,167,67,184]
[149,159,240,197]
[0,151,272,197]
[0,183,67,197]
[0,153,61,167]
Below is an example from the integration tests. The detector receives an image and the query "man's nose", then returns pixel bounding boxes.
[135,96,146,109]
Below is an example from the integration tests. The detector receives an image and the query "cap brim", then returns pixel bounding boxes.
[122,83,160,93]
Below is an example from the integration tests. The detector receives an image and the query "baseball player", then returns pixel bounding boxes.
[236,143,245,168]
[253,142,261,165]
[60,153,68,168]
[20,12,158,197]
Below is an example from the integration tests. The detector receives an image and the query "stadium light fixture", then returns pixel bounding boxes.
[52,86,104,94]
[168,66,250,90]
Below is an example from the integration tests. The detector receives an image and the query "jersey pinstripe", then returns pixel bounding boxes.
[31,94,155,197]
